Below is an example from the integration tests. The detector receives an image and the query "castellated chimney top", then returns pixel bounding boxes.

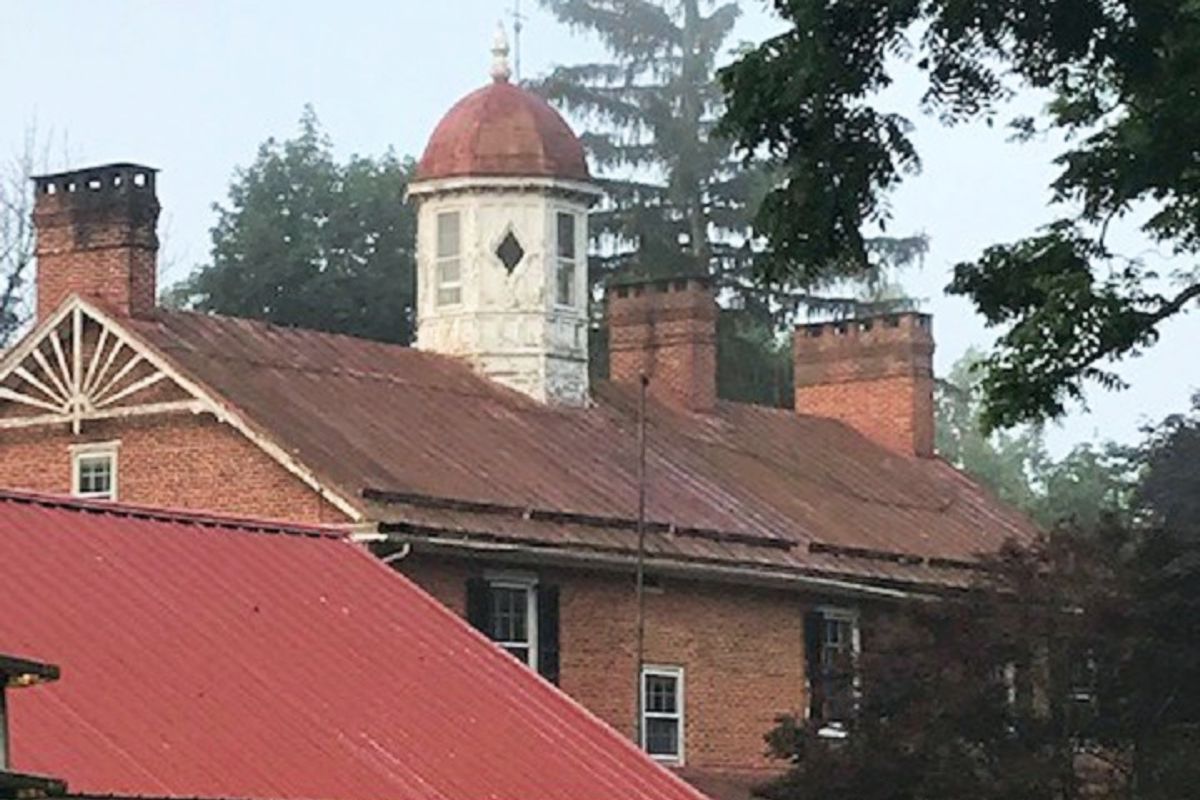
[793,312,936,457]
[607,275,718,413]
[32,163,161,321]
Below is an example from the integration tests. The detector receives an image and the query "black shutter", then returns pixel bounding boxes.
[537,583,561,685]
[466,577,492,636]
[804,609,825,722]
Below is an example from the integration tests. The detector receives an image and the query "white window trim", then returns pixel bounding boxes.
[70,441,120,501]
[435,210,463,308]
[814,605,860,739]
[641,664,685,765]
[555,211,579,309]
[484,571,538,672]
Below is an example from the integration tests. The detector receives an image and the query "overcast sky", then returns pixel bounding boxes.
[2,1,1195,454]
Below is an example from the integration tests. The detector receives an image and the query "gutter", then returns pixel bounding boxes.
[381,529,924,602]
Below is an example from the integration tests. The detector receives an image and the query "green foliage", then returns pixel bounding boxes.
[766,399,1200,800]
[719,0,1200,429]
[937,349,1137,528]
[169,107,417,344]
[536,0,923,406]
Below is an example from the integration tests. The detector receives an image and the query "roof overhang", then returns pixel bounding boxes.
[407,174,604,205]
[377,527,927,602]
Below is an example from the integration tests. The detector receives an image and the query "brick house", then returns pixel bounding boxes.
[0,34,1033,800]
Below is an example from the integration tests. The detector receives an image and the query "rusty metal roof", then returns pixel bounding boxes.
[0,489,707,800]
[122,310,1036,589]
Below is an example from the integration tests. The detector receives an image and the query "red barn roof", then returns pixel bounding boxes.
[416,80,590,183]
[0,490,706,800]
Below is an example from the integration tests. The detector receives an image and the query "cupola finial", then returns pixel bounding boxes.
[490,21,512,83]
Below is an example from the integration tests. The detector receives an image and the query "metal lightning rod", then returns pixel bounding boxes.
[510,0,526,82]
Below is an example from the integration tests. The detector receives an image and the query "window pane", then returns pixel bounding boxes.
[557,213,575,259]
[645,718,679,757]
[438,259,461,285]
[77,455,113,497]
[489,586,528,644]
[645,674,677,714]
[436,258,461,307]
[437,212,460,258]
[557,261,575,306]
[502,645,531,665]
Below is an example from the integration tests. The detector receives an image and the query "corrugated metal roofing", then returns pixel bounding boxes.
[0,490,707,800]
[119,310,1036,589]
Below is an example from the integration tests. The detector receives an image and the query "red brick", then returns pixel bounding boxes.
[608,277,717,412]
[0,414,344,524]
[793,313,935,457]
[33,165,159,321]
[404,554,804,776]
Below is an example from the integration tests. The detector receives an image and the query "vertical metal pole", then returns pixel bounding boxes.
[0,686,9,771]
[512,0,524,82]
[634,373,648,748]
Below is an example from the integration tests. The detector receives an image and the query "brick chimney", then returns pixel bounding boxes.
[608,276,717,411]
[33,163,160,321]
[793,313,935,457]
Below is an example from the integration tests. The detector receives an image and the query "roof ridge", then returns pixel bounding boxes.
[0,489,347,540]
[147,309,557,407]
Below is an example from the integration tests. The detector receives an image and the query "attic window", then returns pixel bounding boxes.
[495,230,525,274]
[71,442,119,501]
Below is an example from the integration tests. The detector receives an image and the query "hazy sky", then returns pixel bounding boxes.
[3,1,1195,453]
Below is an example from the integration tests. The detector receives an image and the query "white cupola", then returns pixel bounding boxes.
[408,26,603,406]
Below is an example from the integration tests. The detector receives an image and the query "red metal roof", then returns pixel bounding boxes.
[116,310,1036,590]
[416,80,591,182]
[0,490,707,800]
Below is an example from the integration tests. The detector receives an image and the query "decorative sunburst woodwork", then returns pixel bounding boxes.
[0,304,204,433]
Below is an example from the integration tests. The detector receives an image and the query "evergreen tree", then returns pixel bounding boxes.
[536,0,923,406]
[168,107,417,345]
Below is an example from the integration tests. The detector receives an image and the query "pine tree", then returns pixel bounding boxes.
[536,0,923,405]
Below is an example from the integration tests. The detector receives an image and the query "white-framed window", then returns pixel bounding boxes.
[435,210,462,306]
[641,665,684,764]
[555,211,578,307]
[70,442,119,500]
[485,574,538,670]
[807,606,860,736]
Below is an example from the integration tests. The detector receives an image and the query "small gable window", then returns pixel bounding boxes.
[641,665,684,763]
[467,573,560,684]
[556,212,577,307]
[436,211,462,306]
[71,442,119,500]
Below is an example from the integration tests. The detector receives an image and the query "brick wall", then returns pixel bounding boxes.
[0,413,345,523]
[608,277,718,412]
[33,165,160,322]
[793,313,935,457]
[402,554,805,776]
[795,375,934,459]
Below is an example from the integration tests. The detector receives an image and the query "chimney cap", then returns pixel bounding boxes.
[31,162,159,183]
[607,272,713,292]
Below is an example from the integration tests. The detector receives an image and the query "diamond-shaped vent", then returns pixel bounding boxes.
[495,230,525,273]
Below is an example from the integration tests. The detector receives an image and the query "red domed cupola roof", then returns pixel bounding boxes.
[415,30,590,183]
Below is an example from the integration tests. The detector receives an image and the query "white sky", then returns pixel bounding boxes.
[2,0,1195,454]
